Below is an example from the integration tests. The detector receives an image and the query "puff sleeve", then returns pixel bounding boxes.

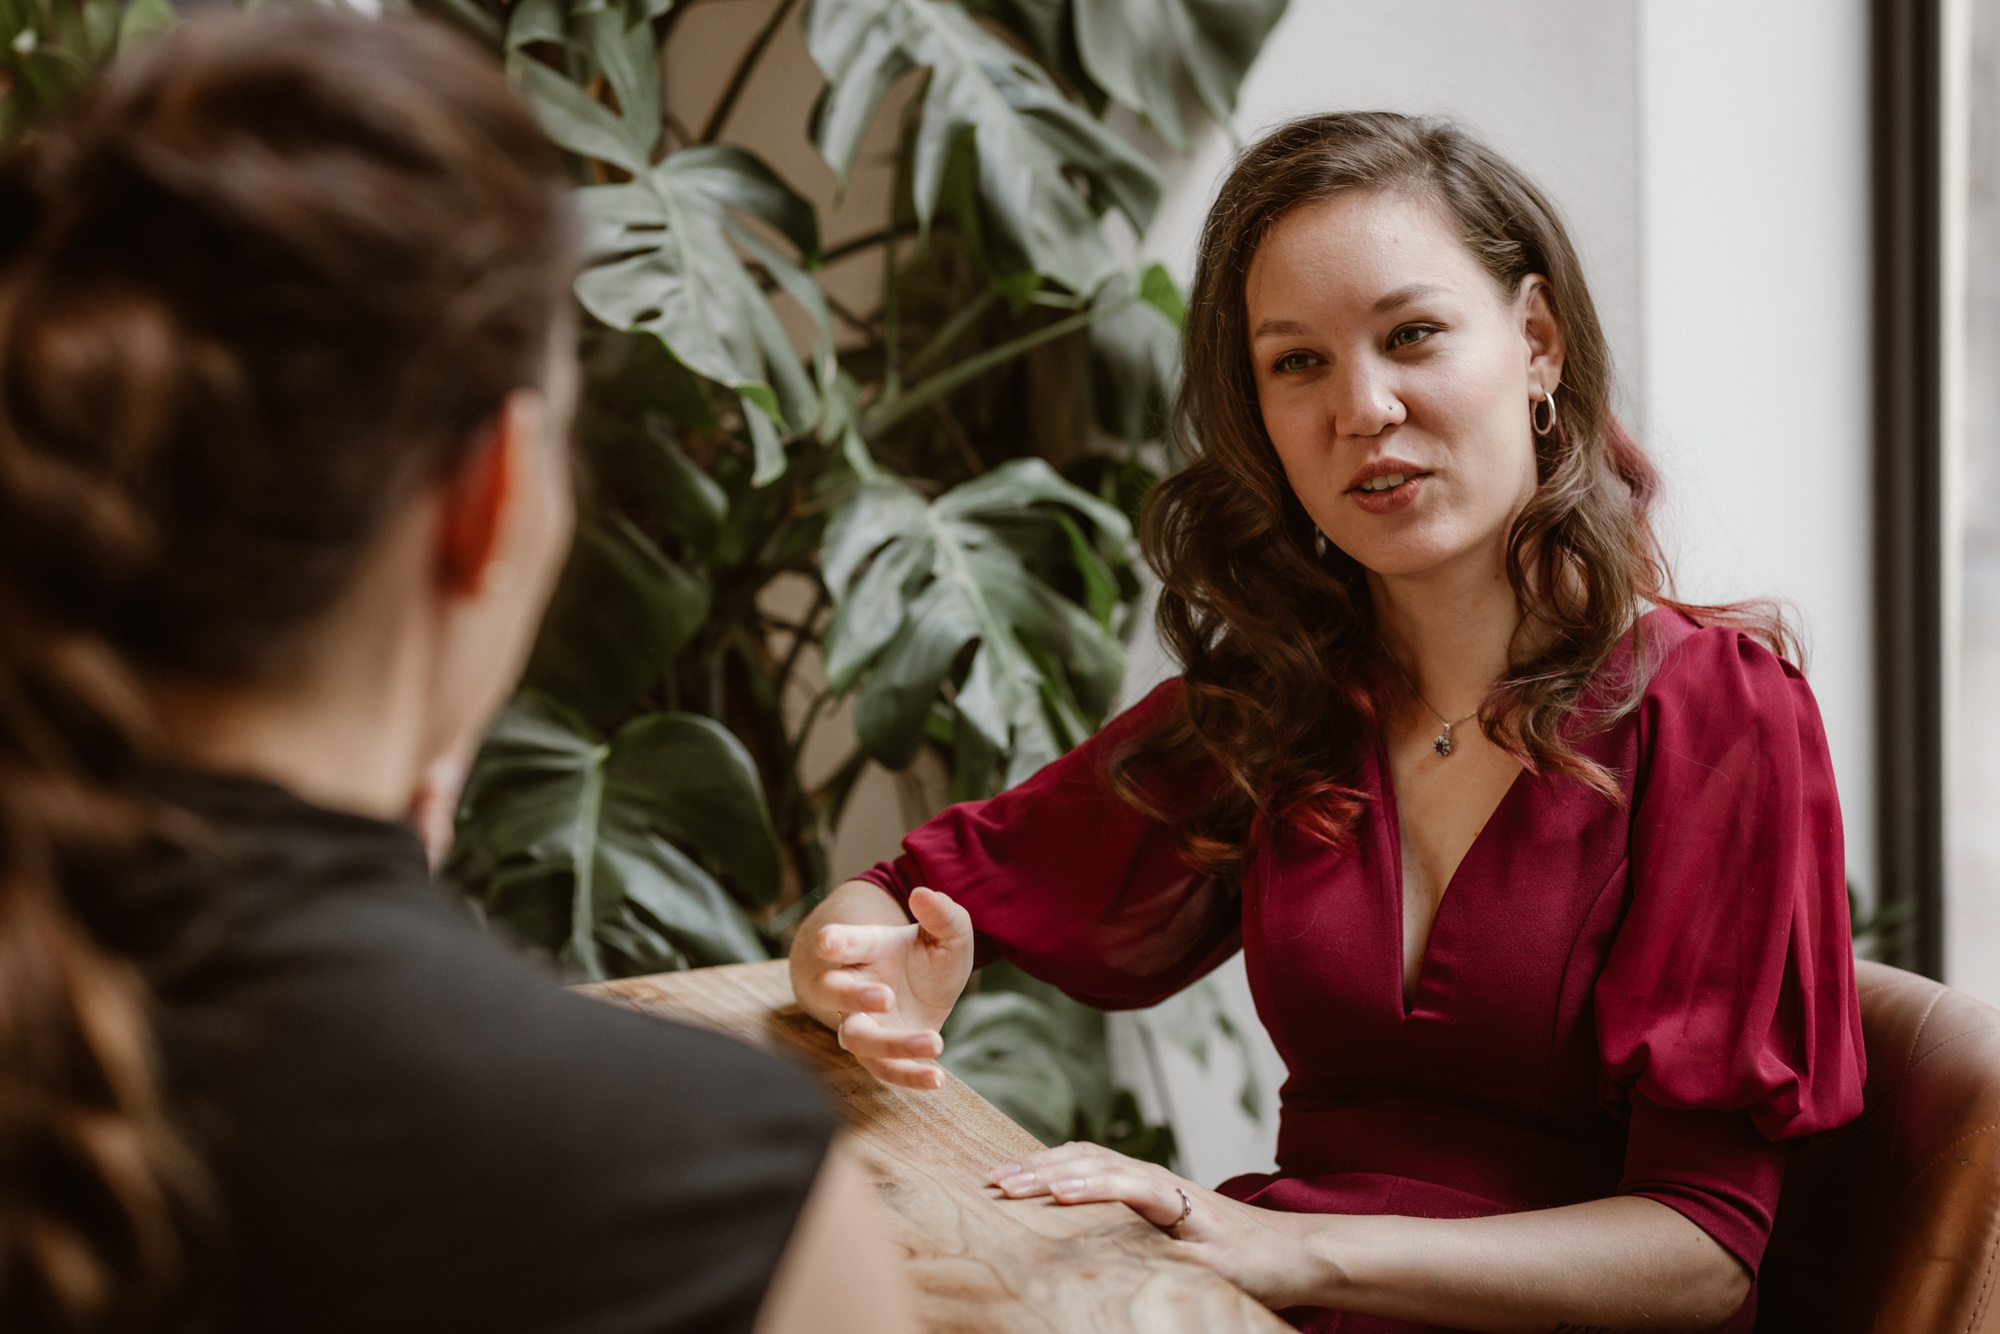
[1595,623,1866,1270]
[858,679,1240,1010]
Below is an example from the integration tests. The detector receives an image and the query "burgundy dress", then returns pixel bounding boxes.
[861,610,1865,1333]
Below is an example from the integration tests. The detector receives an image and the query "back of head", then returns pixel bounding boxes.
[0,11,573,1328]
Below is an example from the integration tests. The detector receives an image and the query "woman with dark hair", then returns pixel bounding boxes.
[794,112,1864,1333]
[0,11,911,1334]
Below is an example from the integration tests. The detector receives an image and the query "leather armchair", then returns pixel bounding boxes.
[1759,960,2000,1331]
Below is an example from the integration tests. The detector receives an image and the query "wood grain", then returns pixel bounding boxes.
[582,959,1290,1334]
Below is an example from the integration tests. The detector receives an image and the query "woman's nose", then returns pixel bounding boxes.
[1331,359,1405,438]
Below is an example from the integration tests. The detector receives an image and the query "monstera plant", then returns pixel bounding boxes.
[0,0,1280,1154]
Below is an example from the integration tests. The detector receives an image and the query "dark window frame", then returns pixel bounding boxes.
[1873,0,1947,977]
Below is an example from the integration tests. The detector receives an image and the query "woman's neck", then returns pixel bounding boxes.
[1368,543,1523,720]
[149,516,442,823]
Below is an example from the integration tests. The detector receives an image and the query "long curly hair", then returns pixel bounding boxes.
[0,12,573,1329]
[1112,112,1794,877]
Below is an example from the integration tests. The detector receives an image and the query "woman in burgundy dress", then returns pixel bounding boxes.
[791,112,1864,1333]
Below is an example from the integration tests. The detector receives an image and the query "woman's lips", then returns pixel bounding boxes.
[1347,472,1428,515]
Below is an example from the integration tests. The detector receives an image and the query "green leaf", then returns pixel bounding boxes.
[573,145,825,482]
[449,696,780,981]
[1139,261,1186,325]
[507,7,660,172]
[940,991,1076,1144]
[804,0,1162,294]
[1072,0,1287,148]
[1139,977,1264,1121]
[642,416,729,551]
[824,460,1130,786]
[522,516,709,723]
[1090,267,1181,441]
[512,52,649,174]
[962,0,1105,115]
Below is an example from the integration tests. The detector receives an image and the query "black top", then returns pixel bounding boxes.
[145,772,835,1334]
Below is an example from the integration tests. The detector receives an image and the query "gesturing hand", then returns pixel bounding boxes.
[806,887,974,1090]
[988,1143,1336,1311]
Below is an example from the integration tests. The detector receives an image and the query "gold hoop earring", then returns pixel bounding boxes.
[1532,389,1559,438]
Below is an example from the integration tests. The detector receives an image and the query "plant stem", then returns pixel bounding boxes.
[929,399,986,476]
[821,222,924,266]
[824,291,876,338]
[698,0,801,144]
[774,585,830,698]
[881,146,906,403]
[706,640,728,718]
[789,687,835,764]
[863,296,1131,439]
[902,285,1001,381]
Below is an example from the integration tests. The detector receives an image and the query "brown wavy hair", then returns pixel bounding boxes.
[1113,112,1794,876]
[0,12,573,1329]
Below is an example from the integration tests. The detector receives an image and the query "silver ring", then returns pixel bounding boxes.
[1164,1186,1191,1233]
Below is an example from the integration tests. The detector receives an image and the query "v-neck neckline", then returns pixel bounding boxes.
[1375,738,1525,1020]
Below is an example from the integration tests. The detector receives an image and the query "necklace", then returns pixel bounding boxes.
[1388,659,1481,758]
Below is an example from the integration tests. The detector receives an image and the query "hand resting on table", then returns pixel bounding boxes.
[790,879,973,1089]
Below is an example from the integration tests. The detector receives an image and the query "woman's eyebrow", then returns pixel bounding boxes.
[1251,317,1311,338]
[1373,282,1447,314]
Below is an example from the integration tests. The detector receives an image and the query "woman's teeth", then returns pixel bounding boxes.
[1360,473,1407,492]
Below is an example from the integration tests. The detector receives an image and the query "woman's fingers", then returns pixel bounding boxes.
[810,967,896,1015]
[992,1157,1190,1230]
[837,1011,943,1063]
[989,1144,1195,1229]
[854,1056,946,1090]
[1044,1172,1190,1229]
[989,1141,1125,1185]
[814,921,914,966]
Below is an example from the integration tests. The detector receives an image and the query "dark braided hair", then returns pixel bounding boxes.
[0,12,574,1327]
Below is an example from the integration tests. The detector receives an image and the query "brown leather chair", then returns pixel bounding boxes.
[1759,960,2000,1331]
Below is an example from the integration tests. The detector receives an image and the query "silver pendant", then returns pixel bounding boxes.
[1432,726,1453,757]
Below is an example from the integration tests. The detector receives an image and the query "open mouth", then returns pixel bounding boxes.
[1350,471,1428,495]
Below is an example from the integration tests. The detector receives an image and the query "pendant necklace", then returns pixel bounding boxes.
[1389,660,1481,758]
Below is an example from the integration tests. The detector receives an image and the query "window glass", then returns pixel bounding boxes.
[1951,0,2000,998]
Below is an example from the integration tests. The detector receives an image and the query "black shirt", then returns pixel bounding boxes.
[147,773,835,1334]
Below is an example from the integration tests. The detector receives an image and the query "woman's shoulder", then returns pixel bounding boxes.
[160,778,836,1332]
[1629,605,1809,715]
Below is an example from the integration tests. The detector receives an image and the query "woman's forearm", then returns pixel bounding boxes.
[1292,1196,1748,1334]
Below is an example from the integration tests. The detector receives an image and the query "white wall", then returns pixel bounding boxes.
[1114,0,1877,1189]
[1638,0,1877,910]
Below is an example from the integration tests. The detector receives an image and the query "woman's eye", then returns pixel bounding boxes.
[1389,324,1440,350]
[1273,351,1322,373]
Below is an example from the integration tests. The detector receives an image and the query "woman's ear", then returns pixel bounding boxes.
[433,390,542,596]
[1520,274,1566,393]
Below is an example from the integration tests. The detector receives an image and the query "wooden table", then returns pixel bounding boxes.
[583,959,1290,1334]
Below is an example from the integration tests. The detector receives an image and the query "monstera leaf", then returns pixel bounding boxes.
[448,695,782,981]
[822,458,1130,791]
[1090,262,1184,442]
[804,0,1161,295]
[941,992,1077,1143]
[509,4,829,483]
[522,514,709,725]
[0,0,174,139]
[1073,0,1287,149]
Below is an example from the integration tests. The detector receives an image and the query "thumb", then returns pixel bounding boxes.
[907,887,972,949]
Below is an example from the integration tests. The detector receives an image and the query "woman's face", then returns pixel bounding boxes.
[1245,189,1564,583]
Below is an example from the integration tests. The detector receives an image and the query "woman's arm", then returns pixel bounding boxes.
[993,1144,1749,1334]
[754,1135,919,1334]
[788,879,974,1089]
